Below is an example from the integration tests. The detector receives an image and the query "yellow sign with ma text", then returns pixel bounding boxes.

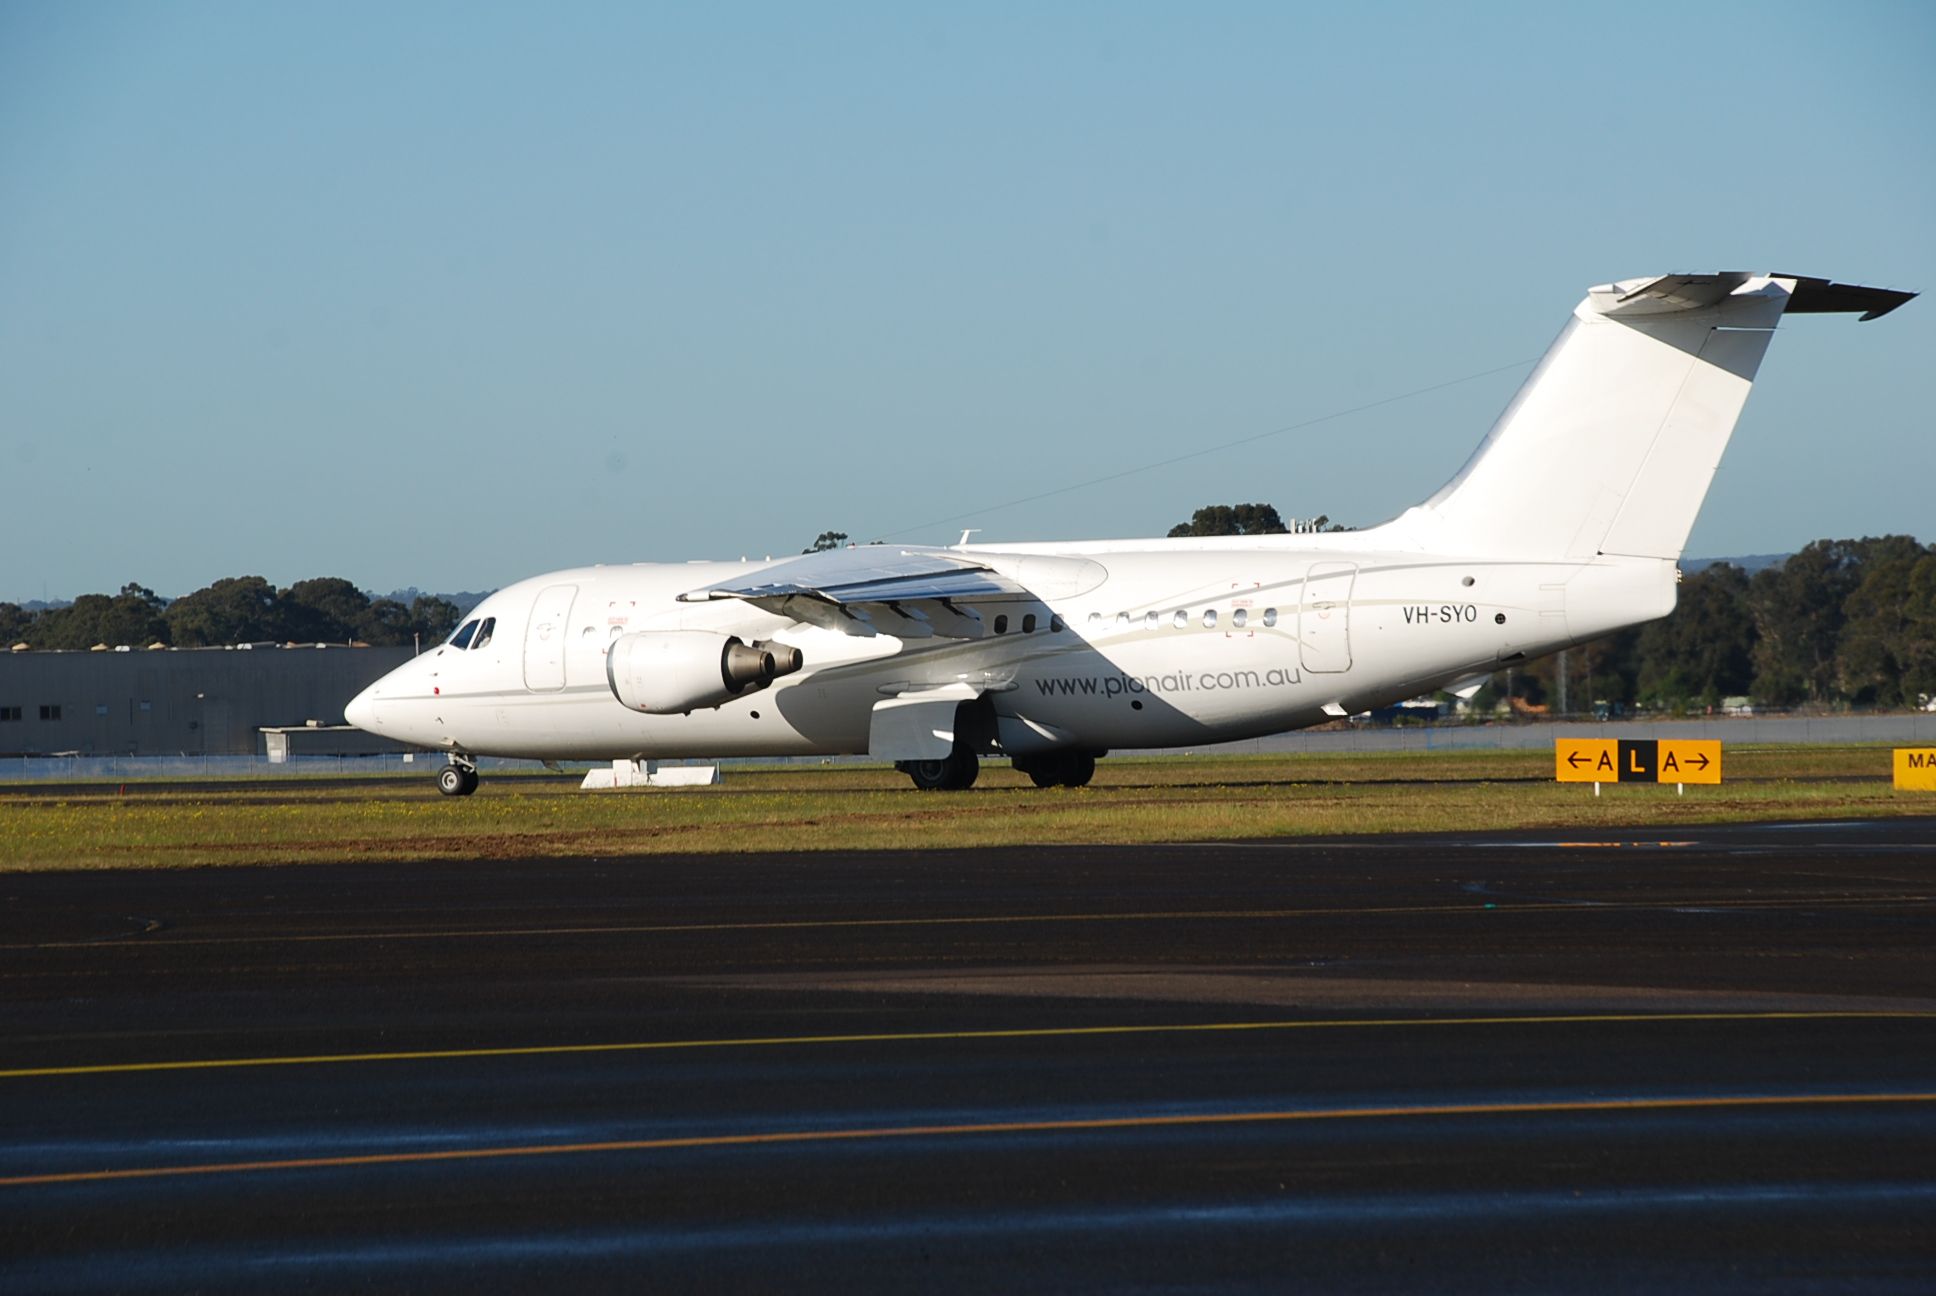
[1895,749,1936,791]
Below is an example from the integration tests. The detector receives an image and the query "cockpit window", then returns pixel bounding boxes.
[472,617,496,650]
[449,620,479,650]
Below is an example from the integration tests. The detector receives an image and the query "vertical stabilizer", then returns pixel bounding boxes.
[1397,273,1911,562]
[1413,274,1789,560]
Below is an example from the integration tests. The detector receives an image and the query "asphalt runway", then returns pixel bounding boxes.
[4,818,1934,1292]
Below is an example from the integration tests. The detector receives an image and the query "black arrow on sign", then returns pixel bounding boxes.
[1567,751,1589,768]
[1686,751,1710,770]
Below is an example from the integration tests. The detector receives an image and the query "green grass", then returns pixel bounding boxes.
[0,746,1925,872]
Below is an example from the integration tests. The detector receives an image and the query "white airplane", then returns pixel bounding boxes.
[346,272,1911,796]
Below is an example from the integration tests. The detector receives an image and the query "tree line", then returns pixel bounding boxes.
[1,578,464,651]
[1167,503,1351,536]
[1511,536,1935,713]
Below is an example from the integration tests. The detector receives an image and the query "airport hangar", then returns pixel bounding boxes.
[0,645,413,758]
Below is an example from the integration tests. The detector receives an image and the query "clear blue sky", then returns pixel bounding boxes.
[2,0,1931,602]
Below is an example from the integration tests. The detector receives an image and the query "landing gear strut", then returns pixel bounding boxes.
[897,748,979,791]
[437,757,479,797]
[1013,751,1097,788]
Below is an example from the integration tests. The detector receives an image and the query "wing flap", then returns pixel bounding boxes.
[682,547,1024,605]
[682,546,1025,638]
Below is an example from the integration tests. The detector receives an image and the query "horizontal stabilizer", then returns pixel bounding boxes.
[1602,272,1914,321]
[1606,273,1755,314]
[1778,275,1917,321]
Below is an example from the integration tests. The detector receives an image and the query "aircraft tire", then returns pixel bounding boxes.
[901,749,978,791]
[1013,755,1058,788]
[437,765,478,797]
[1015,752,1095,788]
[1059,752,1097,788]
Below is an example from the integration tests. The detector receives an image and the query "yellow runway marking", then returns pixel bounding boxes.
[4,1011,1931,1080]
[9,892,1931,951]
[4,1091,1931,1189]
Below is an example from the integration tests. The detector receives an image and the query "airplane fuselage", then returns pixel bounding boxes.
[350,541,1672,762]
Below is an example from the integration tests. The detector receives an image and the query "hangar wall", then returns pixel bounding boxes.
[0,647,414,756]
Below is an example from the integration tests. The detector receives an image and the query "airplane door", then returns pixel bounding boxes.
[523,583,578,692]
[1299,562,1356,674]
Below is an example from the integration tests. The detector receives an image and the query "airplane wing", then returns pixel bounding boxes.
[679,546,1027,638]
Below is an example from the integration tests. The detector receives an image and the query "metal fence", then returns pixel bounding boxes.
[2,714,1931,782]
[1138,712,1936,756]
[0,752,835,783]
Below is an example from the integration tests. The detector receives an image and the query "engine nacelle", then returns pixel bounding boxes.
[606,631,804,715]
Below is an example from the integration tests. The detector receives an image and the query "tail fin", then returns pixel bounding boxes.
[1399,273,1913,561]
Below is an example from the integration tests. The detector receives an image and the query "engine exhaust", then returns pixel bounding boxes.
[721,639,774,691]
[721,638,804,693]
[756,640,805,676]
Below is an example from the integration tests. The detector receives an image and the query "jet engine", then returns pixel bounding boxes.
[606,631,804,715]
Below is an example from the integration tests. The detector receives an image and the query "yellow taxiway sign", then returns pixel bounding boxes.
[1895,749,1936,791]
[1555,739,1617,782]
[1555,738,1720,785]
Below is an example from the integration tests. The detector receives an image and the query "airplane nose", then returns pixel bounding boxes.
[345,683,380,732]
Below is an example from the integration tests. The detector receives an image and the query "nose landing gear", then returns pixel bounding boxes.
[437,757,479,797]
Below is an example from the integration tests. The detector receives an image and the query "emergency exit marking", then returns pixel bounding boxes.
[1555,739,1720,785]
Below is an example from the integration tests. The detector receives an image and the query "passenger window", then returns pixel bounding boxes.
[994,614,1009,635]
[1023,614,1037,633]
[1173,610,1188,629]
[1203,609,1218,629]
[1262,608,1278,627]
[1087,612,1102,627]
[449,620,479,650]
[581,625,596,639]
[473,617,495,650]
[1116,612,1130,629]
[1050,615,1065,633]
[1145,611,1159,628]
[609,625,623,640]
[1232,608,1248,629]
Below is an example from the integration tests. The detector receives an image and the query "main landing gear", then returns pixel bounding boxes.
[436,757,479,797]
[1011,751,1097,789]
[895,747,1100,792]
[896,748,979,791]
